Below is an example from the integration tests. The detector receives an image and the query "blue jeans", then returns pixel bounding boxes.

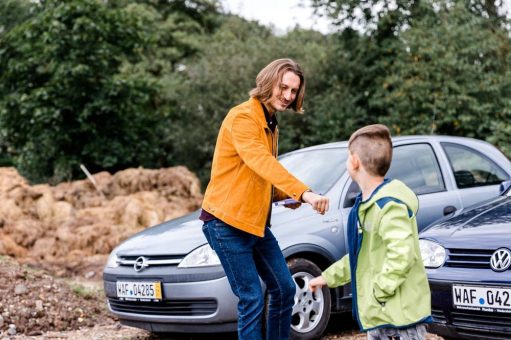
[202,219,296,340]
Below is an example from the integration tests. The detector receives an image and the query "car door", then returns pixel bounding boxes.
[341,142,462,231]
[274,146,348,259]
[441,142,510,208]
[387,143,463,229]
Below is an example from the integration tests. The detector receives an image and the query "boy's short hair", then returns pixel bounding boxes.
[348,124,392,177]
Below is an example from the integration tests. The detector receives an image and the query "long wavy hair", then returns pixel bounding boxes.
[249,58,305,114]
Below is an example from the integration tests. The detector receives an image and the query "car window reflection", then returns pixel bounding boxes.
[280,147,347,194]
[387,143,445,195]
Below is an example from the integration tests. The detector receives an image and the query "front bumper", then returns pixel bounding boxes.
[103,265,238,333]
[427,268,511,340]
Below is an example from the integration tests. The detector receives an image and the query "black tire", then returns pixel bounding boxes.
[288,258,331,340]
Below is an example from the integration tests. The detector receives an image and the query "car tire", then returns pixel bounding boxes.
[288,257,331,340]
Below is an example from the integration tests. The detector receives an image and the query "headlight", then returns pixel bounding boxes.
[178,244,221,268]
[105,251,119,268]
[419,239,446,268]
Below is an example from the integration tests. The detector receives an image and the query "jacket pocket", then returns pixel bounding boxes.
[224,172,268,222]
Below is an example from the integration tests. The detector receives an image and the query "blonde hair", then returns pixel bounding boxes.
[348,124,393,177]
[249,58,305,113]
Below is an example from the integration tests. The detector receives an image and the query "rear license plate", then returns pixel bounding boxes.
[453,284,511,313]
[116,281,162,301]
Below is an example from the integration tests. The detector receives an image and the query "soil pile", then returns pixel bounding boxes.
[0,166,203,278]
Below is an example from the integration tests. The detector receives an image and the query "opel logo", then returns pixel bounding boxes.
[490,248,511,272]
[134,256,149,272]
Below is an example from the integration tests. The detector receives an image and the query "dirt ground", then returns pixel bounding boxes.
[0,255,443,340]
[0,167,443,340]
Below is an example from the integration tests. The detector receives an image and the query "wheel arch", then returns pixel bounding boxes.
[283,244,336,271]
[283,244,349,313]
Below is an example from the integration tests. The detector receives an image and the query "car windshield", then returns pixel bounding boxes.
[279,147,347,194]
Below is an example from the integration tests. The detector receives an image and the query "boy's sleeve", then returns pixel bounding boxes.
[373,202,417,302]
[322,255,351,288]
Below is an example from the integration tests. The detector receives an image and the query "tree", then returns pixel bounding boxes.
[375,2,511,154]
[310,0,511,157]
[0,0,162,183]
[0,0,36,34]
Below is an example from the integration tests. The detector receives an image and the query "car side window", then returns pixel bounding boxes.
[387,143,445,195]
[442,142,509,189]
[343,143,445,207]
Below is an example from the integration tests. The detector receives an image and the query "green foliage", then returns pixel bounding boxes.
[375,2,511,140]
[0,0,36,34]
[310,0,511,158]
[1,0,511,187]
[0,0,163,183]
[0,0,216,184]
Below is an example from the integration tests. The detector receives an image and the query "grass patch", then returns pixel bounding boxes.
[69,282,99,300]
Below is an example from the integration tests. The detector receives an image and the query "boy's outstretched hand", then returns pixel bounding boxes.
[302,191,329,215]
[308,275,327,293]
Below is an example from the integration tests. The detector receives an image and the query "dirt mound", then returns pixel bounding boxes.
[0,166,203,278]
[0,255,115,336]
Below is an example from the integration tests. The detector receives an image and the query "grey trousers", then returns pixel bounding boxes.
[367,323,427,340]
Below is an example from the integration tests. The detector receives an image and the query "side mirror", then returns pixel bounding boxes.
[343,181,361,208]
[343,191,358,208]
[499,180,511,195]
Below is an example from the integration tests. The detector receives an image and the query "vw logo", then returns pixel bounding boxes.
[134,256,149,272]
[490,248,511,272]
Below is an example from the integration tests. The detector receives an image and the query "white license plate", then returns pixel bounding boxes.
[116,281,162,301]
[453,284,511,313]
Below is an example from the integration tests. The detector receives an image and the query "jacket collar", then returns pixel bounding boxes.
[249,97,271,129]
[357,178,390,212]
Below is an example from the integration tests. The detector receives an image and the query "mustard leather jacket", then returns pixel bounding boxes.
[201,97,309,236]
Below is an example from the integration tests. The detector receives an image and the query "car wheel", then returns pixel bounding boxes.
[288,257,331,340]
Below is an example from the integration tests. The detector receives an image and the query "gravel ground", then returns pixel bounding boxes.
[7,315,444,340]
[0,256,443,340]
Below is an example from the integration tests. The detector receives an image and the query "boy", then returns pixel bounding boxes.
[309,124,432,339]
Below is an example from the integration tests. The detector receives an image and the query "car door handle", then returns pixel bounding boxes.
[323,218,338,223]
[443,205,457,216]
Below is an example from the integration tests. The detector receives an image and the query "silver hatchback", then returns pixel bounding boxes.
[103,136,511,338]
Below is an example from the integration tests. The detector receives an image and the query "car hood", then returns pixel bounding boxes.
[420,196,511,249]
[113,206,311,257]
[114,210,204,256]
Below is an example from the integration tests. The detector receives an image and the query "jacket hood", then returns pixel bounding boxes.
[359,179,419,215]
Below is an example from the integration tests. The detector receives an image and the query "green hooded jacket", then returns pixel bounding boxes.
[322,179,431,331]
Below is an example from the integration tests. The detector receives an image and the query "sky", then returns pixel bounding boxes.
[221,1,511,34]
[219,0,335,34]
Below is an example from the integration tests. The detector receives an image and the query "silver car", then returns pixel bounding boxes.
[103,136,511,339]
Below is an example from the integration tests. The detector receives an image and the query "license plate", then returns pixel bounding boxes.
[453,284,511,313]
[116,281,162,301]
